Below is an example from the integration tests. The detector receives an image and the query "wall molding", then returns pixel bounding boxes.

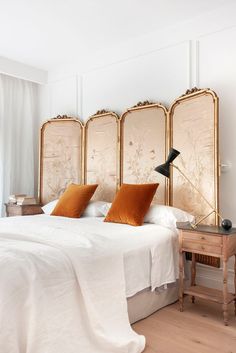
[188,40,199,88]
[47,3,236,82]
[78,75,83,118]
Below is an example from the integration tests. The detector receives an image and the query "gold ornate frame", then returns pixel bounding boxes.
[169,88,220,267]
[120,101,169,205]
[39,115,84,204]
[84,110,120,201]
[169,88,219,221]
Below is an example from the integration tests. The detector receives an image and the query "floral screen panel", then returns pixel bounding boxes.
[170,90,219,225]
[121,104,168,205]
[85,113,119,202]
[40,118,83,205]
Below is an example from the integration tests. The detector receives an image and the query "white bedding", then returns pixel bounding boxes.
[75,216,179,296]
[0,215,179,353]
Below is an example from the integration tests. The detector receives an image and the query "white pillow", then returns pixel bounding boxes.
[82,201,108,217]
[144,205,194,230]
[42,199,58,214]
[98,202,194,230]
[42,200,108,217]
[98,202,111,216]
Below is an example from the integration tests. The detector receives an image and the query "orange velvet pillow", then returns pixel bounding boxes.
[104,183,159,226]
[51,183,98,218]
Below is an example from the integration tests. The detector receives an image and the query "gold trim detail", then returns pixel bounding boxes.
[131,100,157,108]
[51,114,80,120]
[180,87,203,97]
[91,109,111,116]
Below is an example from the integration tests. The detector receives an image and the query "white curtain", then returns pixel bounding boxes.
[0,74,39,216]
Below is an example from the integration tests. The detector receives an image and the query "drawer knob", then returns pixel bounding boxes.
[201,246,205,250]
[200,236,205,240]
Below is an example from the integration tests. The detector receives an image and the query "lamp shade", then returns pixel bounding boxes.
[154,162,171,178]
[154,148,180,178]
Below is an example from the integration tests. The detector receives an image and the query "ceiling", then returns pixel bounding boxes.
[0,0,232,71]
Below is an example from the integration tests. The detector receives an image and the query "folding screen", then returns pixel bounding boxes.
[170,88,219,267]
[39,116,83,204]
[84,111,120,202]
[121,102,168,205]
[170,89,219,225]
[39,90,220,267]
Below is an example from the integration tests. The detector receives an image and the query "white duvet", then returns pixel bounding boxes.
[0,215,179,353]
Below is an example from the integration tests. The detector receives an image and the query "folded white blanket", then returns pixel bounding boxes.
[0,216,145,353]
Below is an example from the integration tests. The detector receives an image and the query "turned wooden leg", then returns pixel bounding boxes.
[179,250,184,312]
[191,253,196,304]
[223,258,229,326]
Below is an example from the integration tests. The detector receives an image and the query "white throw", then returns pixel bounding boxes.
[0,216,145,353]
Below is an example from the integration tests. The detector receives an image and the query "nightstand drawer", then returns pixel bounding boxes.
[182,240,222,255]
[183,231,222,245]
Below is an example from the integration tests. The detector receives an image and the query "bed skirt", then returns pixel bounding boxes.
[127,285,178,324]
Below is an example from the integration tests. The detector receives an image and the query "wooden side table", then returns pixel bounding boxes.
[177,222,236,326]
[5,203,43,217]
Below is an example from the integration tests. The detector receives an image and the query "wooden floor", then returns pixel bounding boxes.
[132,298,236,353]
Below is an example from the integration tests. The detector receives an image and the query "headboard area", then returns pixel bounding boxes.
[39,116,83,205]
[84,110,120,202]
[170,89,219,226]
[121,101,168,205]
[39,88,219,226]
[39,88,220,266]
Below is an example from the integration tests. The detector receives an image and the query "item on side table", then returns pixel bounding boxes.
[221,219,232,231]
[17,196,37,205]
[154,147,232,230]
[9,194,27,204]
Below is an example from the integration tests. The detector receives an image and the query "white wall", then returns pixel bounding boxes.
[198,27,236,224]
[82,42,189,117]
[41,40,191,120]
[40,4,236,290]
[196,26,236,290]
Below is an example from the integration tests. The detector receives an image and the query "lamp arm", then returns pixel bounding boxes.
[193,210,216,228]
[171,164,223,221]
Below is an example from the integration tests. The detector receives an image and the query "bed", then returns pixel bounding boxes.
[0,88,220,353]
[0,214,179,353]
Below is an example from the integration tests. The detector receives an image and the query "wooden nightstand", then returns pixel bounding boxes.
[177,222,236,325]
[5,203,43,217]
